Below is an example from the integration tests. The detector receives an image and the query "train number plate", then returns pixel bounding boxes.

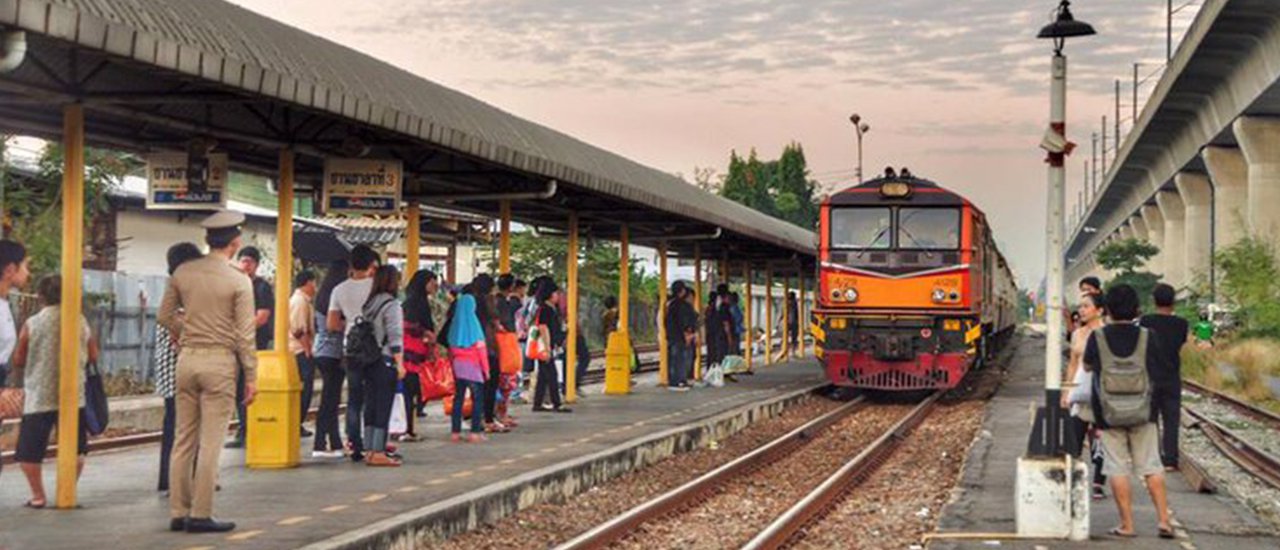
[831,318,847,329]
[943,319,961,331]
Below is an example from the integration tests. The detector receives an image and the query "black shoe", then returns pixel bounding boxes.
[350,450,365,463]
[300,427,314,438]
[553,406,573,413]
[223,438,244,449]
[169,517,187,532]
[186,517,236,533]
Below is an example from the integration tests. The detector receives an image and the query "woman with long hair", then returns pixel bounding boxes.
[400,269,438,442]
[361,265,404,466]
[311,260,349,458]
[155,242,203,491]
[531,280,570,413]
[446,293,489,442]
[1065,292,1108,499]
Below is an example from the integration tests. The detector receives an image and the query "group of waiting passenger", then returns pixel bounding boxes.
[1064,276,1194,539]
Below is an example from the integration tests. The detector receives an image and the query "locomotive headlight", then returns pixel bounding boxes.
[844,288,859,302]
[931,288,946,303]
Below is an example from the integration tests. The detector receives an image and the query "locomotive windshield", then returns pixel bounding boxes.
[898,208,960,250]
[831,207,891,249]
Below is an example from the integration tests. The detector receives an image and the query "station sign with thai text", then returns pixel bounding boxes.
[322,158,403,214]
[145,152,229,210]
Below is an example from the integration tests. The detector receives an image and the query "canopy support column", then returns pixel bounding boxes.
[499,199,511,273]
[56,103,84,509]
[406,203,420,282]
[658,241,668,386]
[566,213,579,403]
[693,244,702,381]
[765,268,773,366]
[798,264,806,358]
[744,262,753,372]
[606,225,631,394]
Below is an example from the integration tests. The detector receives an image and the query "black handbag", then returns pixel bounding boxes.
[83,361,109,435]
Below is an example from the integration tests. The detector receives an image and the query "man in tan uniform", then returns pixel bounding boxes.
[158,210,258,534]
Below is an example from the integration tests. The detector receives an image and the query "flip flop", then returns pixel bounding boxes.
[1158,526,1176,539]
[1108,527,1137,538]
[24,500,46,509]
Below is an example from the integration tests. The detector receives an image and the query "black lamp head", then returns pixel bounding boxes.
[1037,1,1096,41]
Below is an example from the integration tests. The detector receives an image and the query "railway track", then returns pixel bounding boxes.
[1183,381,1280,491]
[553,393,940,550]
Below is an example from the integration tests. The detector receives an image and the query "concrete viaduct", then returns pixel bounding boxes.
[1065,0,1280,294]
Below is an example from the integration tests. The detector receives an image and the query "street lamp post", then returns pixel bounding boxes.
[1017,0,1095,540]
[850,114,870,182]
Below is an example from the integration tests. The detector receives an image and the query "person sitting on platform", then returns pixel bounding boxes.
[12,275,98,509]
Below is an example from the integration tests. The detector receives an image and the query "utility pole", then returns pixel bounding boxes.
[1091,133,1098,192]
[1168,0,1174,61]
[1115,79,1121,148]
[1133,63,1140,123]
[1101,116,1108,178]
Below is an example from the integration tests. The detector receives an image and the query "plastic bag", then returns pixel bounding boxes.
[703,363,725,388]
[442,395,474,417]
[389,392,407,435]
[497,331,522,374]
[419,357,455,402]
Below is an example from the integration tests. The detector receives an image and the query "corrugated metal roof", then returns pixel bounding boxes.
[2,0,815,256]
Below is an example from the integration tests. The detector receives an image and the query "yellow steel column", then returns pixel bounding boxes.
[658,241,669,386]
[498,199,511,273]
[798,265,806,358]
[744,262,753,372]
[782,274,791,362]
[446,242,457,285]
[696,243,706,381]
[765,267,773,366]
[605,225,631,394]
[247,148,300,469]
[405,203,421,282]
[55,103,84,509]
[566,213,579,403]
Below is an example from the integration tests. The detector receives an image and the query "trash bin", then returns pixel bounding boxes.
[246,350,301,469]
[605,330,632,395]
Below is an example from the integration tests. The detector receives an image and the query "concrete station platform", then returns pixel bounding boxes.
[0,359,825,550]
[934,333,1280,549]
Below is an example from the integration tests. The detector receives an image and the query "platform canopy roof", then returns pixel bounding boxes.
[0,0,815,271]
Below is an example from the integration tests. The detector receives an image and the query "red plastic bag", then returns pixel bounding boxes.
[419,358,454,402]
[496,331,522,375]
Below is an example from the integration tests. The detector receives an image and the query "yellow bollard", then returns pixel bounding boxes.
[604,330,633,394]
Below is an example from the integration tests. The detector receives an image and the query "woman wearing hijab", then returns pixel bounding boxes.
[400,270,437,442]
[447,294,489,442]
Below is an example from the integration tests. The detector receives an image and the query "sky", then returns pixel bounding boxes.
[226,0,1201,288]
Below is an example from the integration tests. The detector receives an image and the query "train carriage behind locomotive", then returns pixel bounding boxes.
[813,169,1018,390]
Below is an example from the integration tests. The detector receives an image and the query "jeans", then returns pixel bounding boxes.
[1154,384,1181,467]
[314,356,345,452]
[159,397,175,491]
[296,353,316,431]
[668,345,693,387]
[345,360,367,453]
[363,360,398,453]
[533,359,561,409]
[452,379,485,434]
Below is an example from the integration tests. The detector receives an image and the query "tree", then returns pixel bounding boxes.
[1096,238,1160,311]
[717,144,820,230]
[1215,235,1280,338]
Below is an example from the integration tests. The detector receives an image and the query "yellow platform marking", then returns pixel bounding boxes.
[500,458,517,465]
[321,504,348,513]
[540,447,557,454]
[361,493,388,503]
[576,437,592,444]
[426,479,448,486]
[479,464,499,471]
[227,529,264,541]
[181,546,216,550]
[451,470,474,478]
[277,516,311,526]
[397,486,421,493]
[522,453,539,459]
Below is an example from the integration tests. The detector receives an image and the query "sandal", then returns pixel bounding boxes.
[1158,526,1176,539]
[1108,527,1137,538]
[24,500,46,509]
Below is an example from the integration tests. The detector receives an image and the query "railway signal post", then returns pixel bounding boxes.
[1018,0,1095,540]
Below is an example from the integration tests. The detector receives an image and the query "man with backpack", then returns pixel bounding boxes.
[326,245,381,461]
[1083,284,1174,539]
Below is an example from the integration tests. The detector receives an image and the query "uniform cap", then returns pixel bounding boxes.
[200,210,245,230]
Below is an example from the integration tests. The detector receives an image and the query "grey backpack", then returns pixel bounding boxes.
[1095,328,1152,428]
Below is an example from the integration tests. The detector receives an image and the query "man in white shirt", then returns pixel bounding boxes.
[0,240,31,388]
[326,245,380,459]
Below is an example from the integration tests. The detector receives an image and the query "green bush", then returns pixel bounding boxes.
[1215,236,1280,339]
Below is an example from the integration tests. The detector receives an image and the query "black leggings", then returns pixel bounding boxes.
[314,356,345,452]
[1155,385,1181,467]
[483,355,501,423]
[363,363,398,452]
[533,359,561,409]
[403,371,421,436]
[158,397,175,491]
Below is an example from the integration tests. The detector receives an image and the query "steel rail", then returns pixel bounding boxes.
[553,395,867,550]
[1185,379,1280,428]
[741,392,942,550]
[1184,405,1280,491]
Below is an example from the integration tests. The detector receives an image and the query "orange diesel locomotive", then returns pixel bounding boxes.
[813,170,1018,390]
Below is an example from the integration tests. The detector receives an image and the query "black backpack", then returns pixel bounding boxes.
[345,296,393,368]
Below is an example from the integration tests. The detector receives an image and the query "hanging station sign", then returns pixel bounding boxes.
[145,152,229,210]
[322,158,403,214]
